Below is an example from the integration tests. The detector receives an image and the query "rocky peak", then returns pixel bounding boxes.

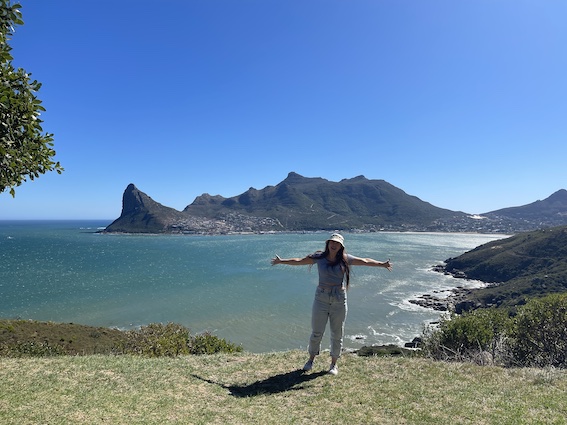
[121,183,159,215]
[547,189,567,204]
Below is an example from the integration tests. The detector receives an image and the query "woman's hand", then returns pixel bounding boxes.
[351,256,392,270]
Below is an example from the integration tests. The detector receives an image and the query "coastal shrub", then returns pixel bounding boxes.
[422,308,512,365]
[121,322,191,357]
[0,320,244,358]
[508,293,567,368]
[0,341,65,357]
[190,332,243,355]
[119,323,242,357]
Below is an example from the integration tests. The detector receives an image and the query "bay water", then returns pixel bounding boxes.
[0,221,506,353]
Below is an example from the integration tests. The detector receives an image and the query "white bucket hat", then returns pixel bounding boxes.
[327,233,345,248]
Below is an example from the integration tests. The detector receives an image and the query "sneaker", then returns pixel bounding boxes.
[303,360,313,371]
[328,364,338,376]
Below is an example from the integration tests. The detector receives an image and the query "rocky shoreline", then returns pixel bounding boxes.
[408,286,482,314]
[407,264,487,314]
[392,264,486,350]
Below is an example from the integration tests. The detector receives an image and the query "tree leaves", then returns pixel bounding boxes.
[0,0,63,196]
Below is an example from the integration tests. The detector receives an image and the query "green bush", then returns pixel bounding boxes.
[508,293,567,368]
[190,332,243,355]
[119,323,242,357]
[422,293,567,368]
[121,322,191,357]
[422,308,512,365]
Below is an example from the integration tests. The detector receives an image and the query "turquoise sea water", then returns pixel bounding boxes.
[0,221,506,353]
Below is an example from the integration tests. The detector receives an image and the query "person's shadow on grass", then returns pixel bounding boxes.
[191,369,328,397]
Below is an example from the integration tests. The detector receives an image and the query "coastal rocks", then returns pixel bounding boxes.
[356,338,424,356]
[431,264,467,279]
[404,337,423,349]
[408,287,479,313]
[407,263,482,313]
[356,344,416,357]
[408,292,450,311]
[453,299,484,314]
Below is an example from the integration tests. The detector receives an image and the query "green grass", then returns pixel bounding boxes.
[1,351,566,424]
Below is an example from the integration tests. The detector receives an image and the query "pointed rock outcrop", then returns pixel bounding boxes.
[104,184,186,233]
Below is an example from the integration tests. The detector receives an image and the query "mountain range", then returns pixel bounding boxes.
[103,172,567,234]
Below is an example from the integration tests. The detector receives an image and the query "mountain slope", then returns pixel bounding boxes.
[441,225,567,310]
[482,189,567,229]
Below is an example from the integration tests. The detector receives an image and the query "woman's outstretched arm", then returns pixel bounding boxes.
[271,255,314,266]
[350,256,392,271]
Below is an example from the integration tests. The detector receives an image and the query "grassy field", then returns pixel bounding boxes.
[1,350,566,424]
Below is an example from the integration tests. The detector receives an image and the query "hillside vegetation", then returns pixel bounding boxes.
[442,225,567,310]
[0,321,241,357]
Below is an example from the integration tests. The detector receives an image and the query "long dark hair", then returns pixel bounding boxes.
[311,241,351,289]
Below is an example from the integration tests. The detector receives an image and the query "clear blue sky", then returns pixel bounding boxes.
[1,0,565,220]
